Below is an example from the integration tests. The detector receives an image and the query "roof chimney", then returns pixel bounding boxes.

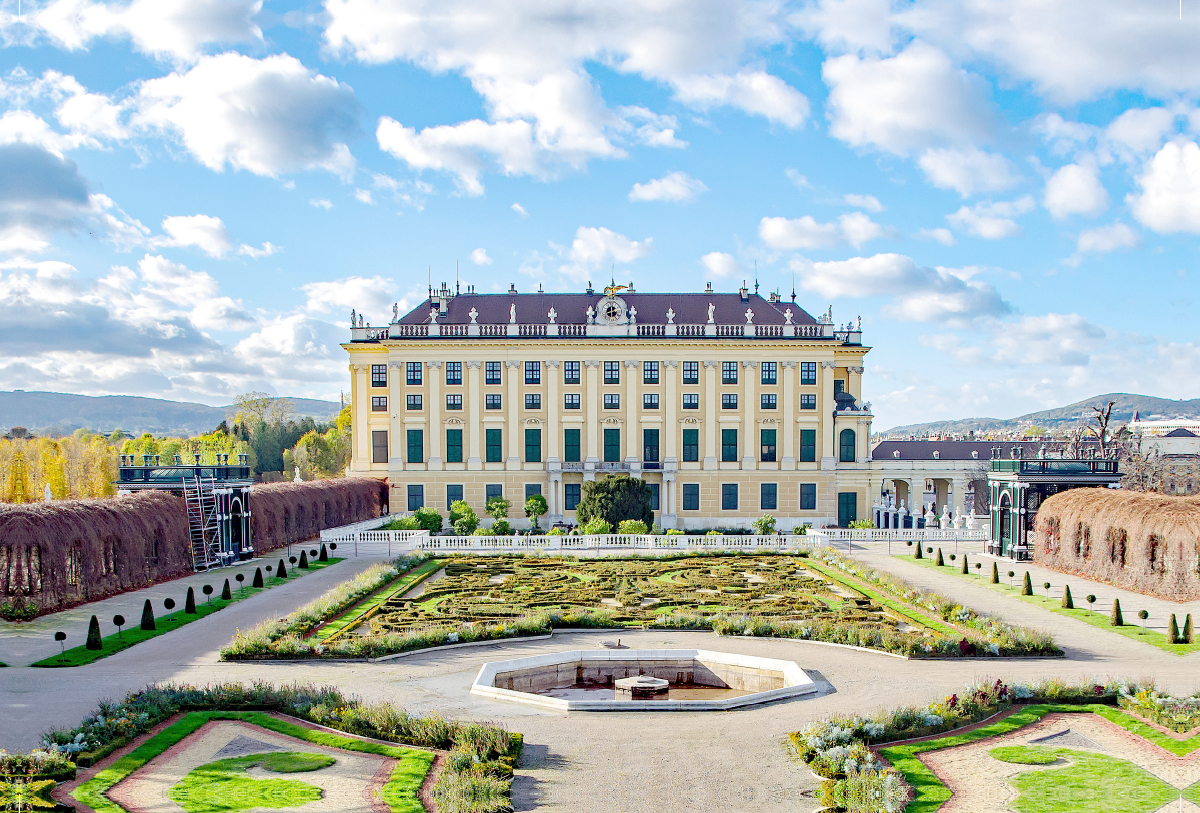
[508,283,517,294]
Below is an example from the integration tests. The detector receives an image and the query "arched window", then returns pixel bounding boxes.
[839,429,856,463]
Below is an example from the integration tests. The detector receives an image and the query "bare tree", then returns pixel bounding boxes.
[1064,418,1089,459]
[1088,400,1116,458]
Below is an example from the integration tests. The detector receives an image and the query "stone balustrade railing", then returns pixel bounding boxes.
[351,320,859,342]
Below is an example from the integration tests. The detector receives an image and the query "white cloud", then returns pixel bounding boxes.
[376,117,539,196]
[237,241,277,259]
[1128,139,1200,234]
[793,0,894,55]
[354,188,374,204]
[1076,221,1139,254]
[700,251,740,278]
[1043,162,1108,219]
[470,247,492,265]
[157,214,232,257]
[309,198,333,210]
[511,202,528,216]
[842,193,882,212]
[946,196,1035,239]
[929,314,1108,368]
[789,252,1010,322]
[917,146,1018,196]
[133,52,359,178]
[618,106,688,148]
[628,171,708,203]
[559,226,651,277]
[670,71,808,127]
[785,168,811,189]
[1106,107,1177,158]
[759,211,883,249]
[918,227,955,246]
[40,71,129,144]
[300,275,399,320]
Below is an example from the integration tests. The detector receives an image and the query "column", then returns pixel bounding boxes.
[847,365,864,404]
[352,364,370,470]
[907,479,920,524]
[387,361,403,467]
[856,418,867,464]
[624,360,640,464]
[465,361,482,470]
[505,360,521,469]
[664,361,679,466]
[548,472,563,523]
[781,361,796,470]
[546,361,561,463]
[662,471,677,528]
[741,360,757,469]
[426,360,442,469]
[820,361,836,470]
[583,360,600,474]
[702,360,718,470]
[951,476,967,524]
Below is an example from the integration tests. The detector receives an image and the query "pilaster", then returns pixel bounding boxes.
[741,360,757,469]
[505,360,521,469]
[466,360,482,470]
[703,360,718,470]
[781,361,796,470]
[820,360,836,470]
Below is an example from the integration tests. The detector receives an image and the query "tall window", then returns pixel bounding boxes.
[564,393,581,410]
[604,361,620,384]
[682,483,700,511]
[371,364,387,387]
[682,361,699,384]
[721,393,738,410]
[603,428,621,462]
[761,362,777,385]
[446,394,463,410]
[485,394,502,410]
[406,429,423,463]
[525,393,542,410]
[800,483,817,510]
[643,429,659,463]
[682,429,699,462]
[564,429,581,462]
[643,361,660,384]
[406,361,422,385]
[760,483,777,511]
[760,429,777,462]
[407,484,424,511]
[800,361,817,386]
[406,394,422,410]
[564,483,581,511]
[760,393,777,410]
[721,483,738,510]
[834,379,846,394]
[648,483,660,511]
[445,362,462,385]
[371,430,388,464]
[682,393,699,410]
[371,396,387,412]
[485,429,503,462]
[800,394,817,410]
[643,393,659,410]
[525,483,541,500]
[722,361,738,384]
[564,361,580,384]
[446,484,464,505]
[486,484,503,503]
[839,428,857,462]
[525,361,541,384]
[485,362,502,385]
[799,429,816,462]
[525,429,542,463]
[721,428,738,462]
[446,429,463,463]
[604,394,620,410]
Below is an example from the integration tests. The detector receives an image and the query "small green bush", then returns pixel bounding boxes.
[935,548,944,566]
[473,527,495,536]
[752,514,777,535]
[252,569,263,589]
[1110,598,1123,626]
[1061,584,1073,609]
[186,586,197,613]
[299,550,310,569]
[140,599,155,631]
[524,494,549,529]
[960,554,968,574]
[1170,614,1180,644]
[1185,614,1194,644]
[1021,571,1033,596]
[86,615,102,651]
[491,518,512,536]
[413,506,443,532]
[991,562,999,584]
[914,542,923,560]
[579,516,613,535]
[221,579,232,601]
[616,519,648,534]
[664,528,684,536]
[449,500,478,535]
[546,526,565,536]
[486,497,511,520]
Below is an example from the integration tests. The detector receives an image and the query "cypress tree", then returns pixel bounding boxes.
[253,567,264,588]
[1169,614,1180,644]
[140,599,156,631]
[319,543,329,562]
[961,554,969,574]
[1185,614,1194,644]
[914,543,923,560]
[991,562,1000,584]
[299,550,310,569]
[86,615,102,650]
[1110,598,1124,627]
[185,586,197,614]
[277,559,287,579]
[935,548,945,566]
[221,579,232,601]
[1061,585,1074,609]
[1021,571,1033,596]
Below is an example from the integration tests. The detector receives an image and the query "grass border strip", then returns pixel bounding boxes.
[70,710,432,813]
[316,558,444,643]
[802,559,964,638]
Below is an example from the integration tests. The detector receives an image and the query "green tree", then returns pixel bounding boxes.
[524,494,549,530]
[413,506,443,532]
[752,514,776,535]
[486,497,511,520]
[449,500,478,535]
[575,474,653,530]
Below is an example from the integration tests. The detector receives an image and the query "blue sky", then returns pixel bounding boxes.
[1,0,1198,429]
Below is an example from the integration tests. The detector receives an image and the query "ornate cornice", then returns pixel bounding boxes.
[425,360,443,369]
[664,360,679,368]
[820,361,837,369]
[782,360,797,369]
[703,360,719,368]
[623,360,640,368]
[546,360,561,368]
[583,360,600,368]
[847,366,864,374]
[741,360,758,368]
[465,360,482,368]
[505,360,521,368]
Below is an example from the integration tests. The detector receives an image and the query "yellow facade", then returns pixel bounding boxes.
[342,289,876,530]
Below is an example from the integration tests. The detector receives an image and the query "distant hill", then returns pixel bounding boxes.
[0,391,342,437]
[883,393,1200,436]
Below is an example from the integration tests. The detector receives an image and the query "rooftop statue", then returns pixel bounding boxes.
[666,307,675,324]
[547,307,557,324]
[509,302,517,323]
[603,283,629,298]
[469,307,478,324]
[707,302,715,323]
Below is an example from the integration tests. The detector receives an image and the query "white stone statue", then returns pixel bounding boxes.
[707,302,715,323]
[547,307,557,324]
[44,484,52,502]
[350,308,356,326]
[744,308,754,324]
[784,308,793,325]
[628,305,637,324]
[294,466,302,483]
[666,307,675,324]
[586,305,595,324]
[856,315,862,331]
[469,307,478,324]
[509,303,517,323]
[392,302,398,321]
[429,306,438,322]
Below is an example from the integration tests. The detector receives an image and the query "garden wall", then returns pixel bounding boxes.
[249,478,388,550]
[1034,488,1200,601]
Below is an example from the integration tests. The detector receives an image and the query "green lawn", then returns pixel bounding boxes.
[314,558,443,642]
[802,559,963,638]
[904,554,1200,655]
[1004,747,1179,813]
[168,752,333,813]
[72,710,432,813]
[33,559,343,667]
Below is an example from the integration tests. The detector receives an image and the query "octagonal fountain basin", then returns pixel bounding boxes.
[470,649,817,711]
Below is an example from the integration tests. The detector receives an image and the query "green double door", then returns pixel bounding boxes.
[838,492,857,527]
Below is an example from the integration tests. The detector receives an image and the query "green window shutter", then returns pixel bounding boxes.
[839,428,856,463]
[760,429,776,462]
[721,428,738,462]
[603,428,621,462]
[799,429,816,462]
[525,428,542,463]
[682,429,699,462]
[406,429,423,464]
[485,428,503,463]
[564,429,581,462]
[445,429,463,463]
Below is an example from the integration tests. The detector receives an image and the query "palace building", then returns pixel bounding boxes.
[342,282,874,530]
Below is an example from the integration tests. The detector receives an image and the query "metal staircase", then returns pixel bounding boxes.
[185,475,223,571]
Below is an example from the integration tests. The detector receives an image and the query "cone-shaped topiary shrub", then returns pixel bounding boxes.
[86,615,102,650]
[319,543,329,562]
[1062,584,1073,609]
[277,559,287,579]
[935,548,945,566]
[253,567,264,588]
[221,579,231,601]
[1170,614,1180,644]
[140,599,156,631]
[1185,614,1194,644]
[1022,571,1033,596]
[299,550,310,569]
[961,554,969,574]
[915,543,923,559]
[991,562,1000,584]
[1111,598,1124,627]
[185,586,197,614]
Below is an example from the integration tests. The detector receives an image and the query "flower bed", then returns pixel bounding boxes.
[1119,687,1200,733]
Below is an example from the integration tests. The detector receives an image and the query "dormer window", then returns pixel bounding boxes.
[932,450,940,460]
